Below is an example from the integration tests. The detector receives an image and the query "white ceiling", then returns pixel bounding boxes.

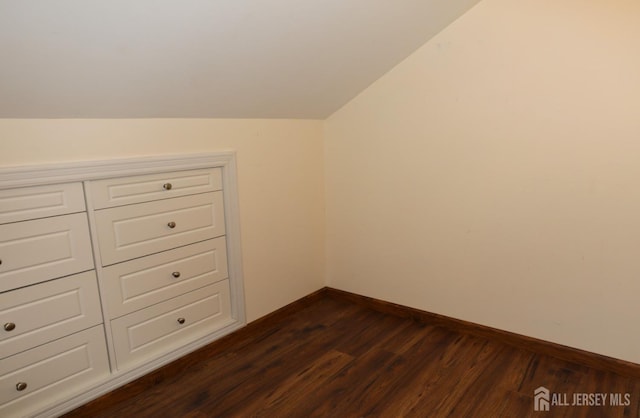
[0,0,480,119]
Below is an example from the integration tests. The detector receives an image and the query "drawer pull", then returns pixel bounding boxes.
[163,183,173,190]
[4,322,16,331]
[0,259,2,265]
[167,221,176,229]
[16,382,27,391]
[172,271,181,278]
[177,318,186,325]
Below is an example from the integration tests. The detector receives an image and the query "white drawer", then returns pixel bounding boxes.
[94,191,225,266]
[0,325,109,417]
[0,271,102,358]
[0,213,94,292]
[111,280,232,370]
[88,168,222,209]
[103,237,228,319]
[0,182,86,225]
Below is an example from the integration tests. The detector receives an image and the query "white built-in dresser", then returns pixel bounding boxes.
[0,153,246,418]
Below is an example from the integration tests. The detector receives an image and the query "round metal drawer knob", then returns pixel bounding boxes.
[163,183,173,190]
[172,271,181,278]
[177,318,186,325]
[167,221,176,229]
[16,382,27,391]
[4,322,16,332]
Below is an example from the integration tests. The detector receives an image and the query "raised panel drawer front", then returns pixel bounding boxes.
[0,325,109,417]
[0,213,94,292]
[89,168,223,209]
[103,237,229,319]
[0,182,85,224]
[94,191,225,266]
[0,270,102,358]
[111,280,232,370]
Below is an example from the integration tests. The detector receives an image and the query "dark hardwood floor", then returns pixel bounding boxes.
[64,292,640,418]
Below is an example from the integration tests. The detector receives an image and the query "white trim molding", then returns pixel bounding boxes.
[0,152,238,189]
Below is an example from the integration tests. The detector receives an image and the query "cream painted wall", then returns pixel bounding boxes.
[0,119,325,323]
[325,0,640,363]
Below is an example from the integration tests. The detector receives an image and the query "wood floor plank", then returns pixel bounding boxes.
[373,334,499,417]
[499,390,535,418]
[280,347,400,418]
[63,293,640,418]
[445,345,535,418]
[240,349,354,417]
[359,325,461,416]
[317,307,408,357]
[409,338,504,417]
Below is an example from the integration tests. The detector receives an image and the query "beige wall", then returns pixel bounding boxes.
[325,0,640,364]
[0,119,326,323]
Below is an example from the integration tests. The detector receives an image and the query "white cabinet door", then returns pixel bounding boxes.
[94,192,225,266]
[0,182,85,224]
[0,271,102,358]
[0,213,94,292]
[89,168,222,209]
[0,325,109,417]
[102,237,228,319]
[111,281,232,370]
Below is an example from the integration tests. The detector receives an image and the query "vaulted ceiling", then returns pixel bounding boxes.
[0,0,481,119]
